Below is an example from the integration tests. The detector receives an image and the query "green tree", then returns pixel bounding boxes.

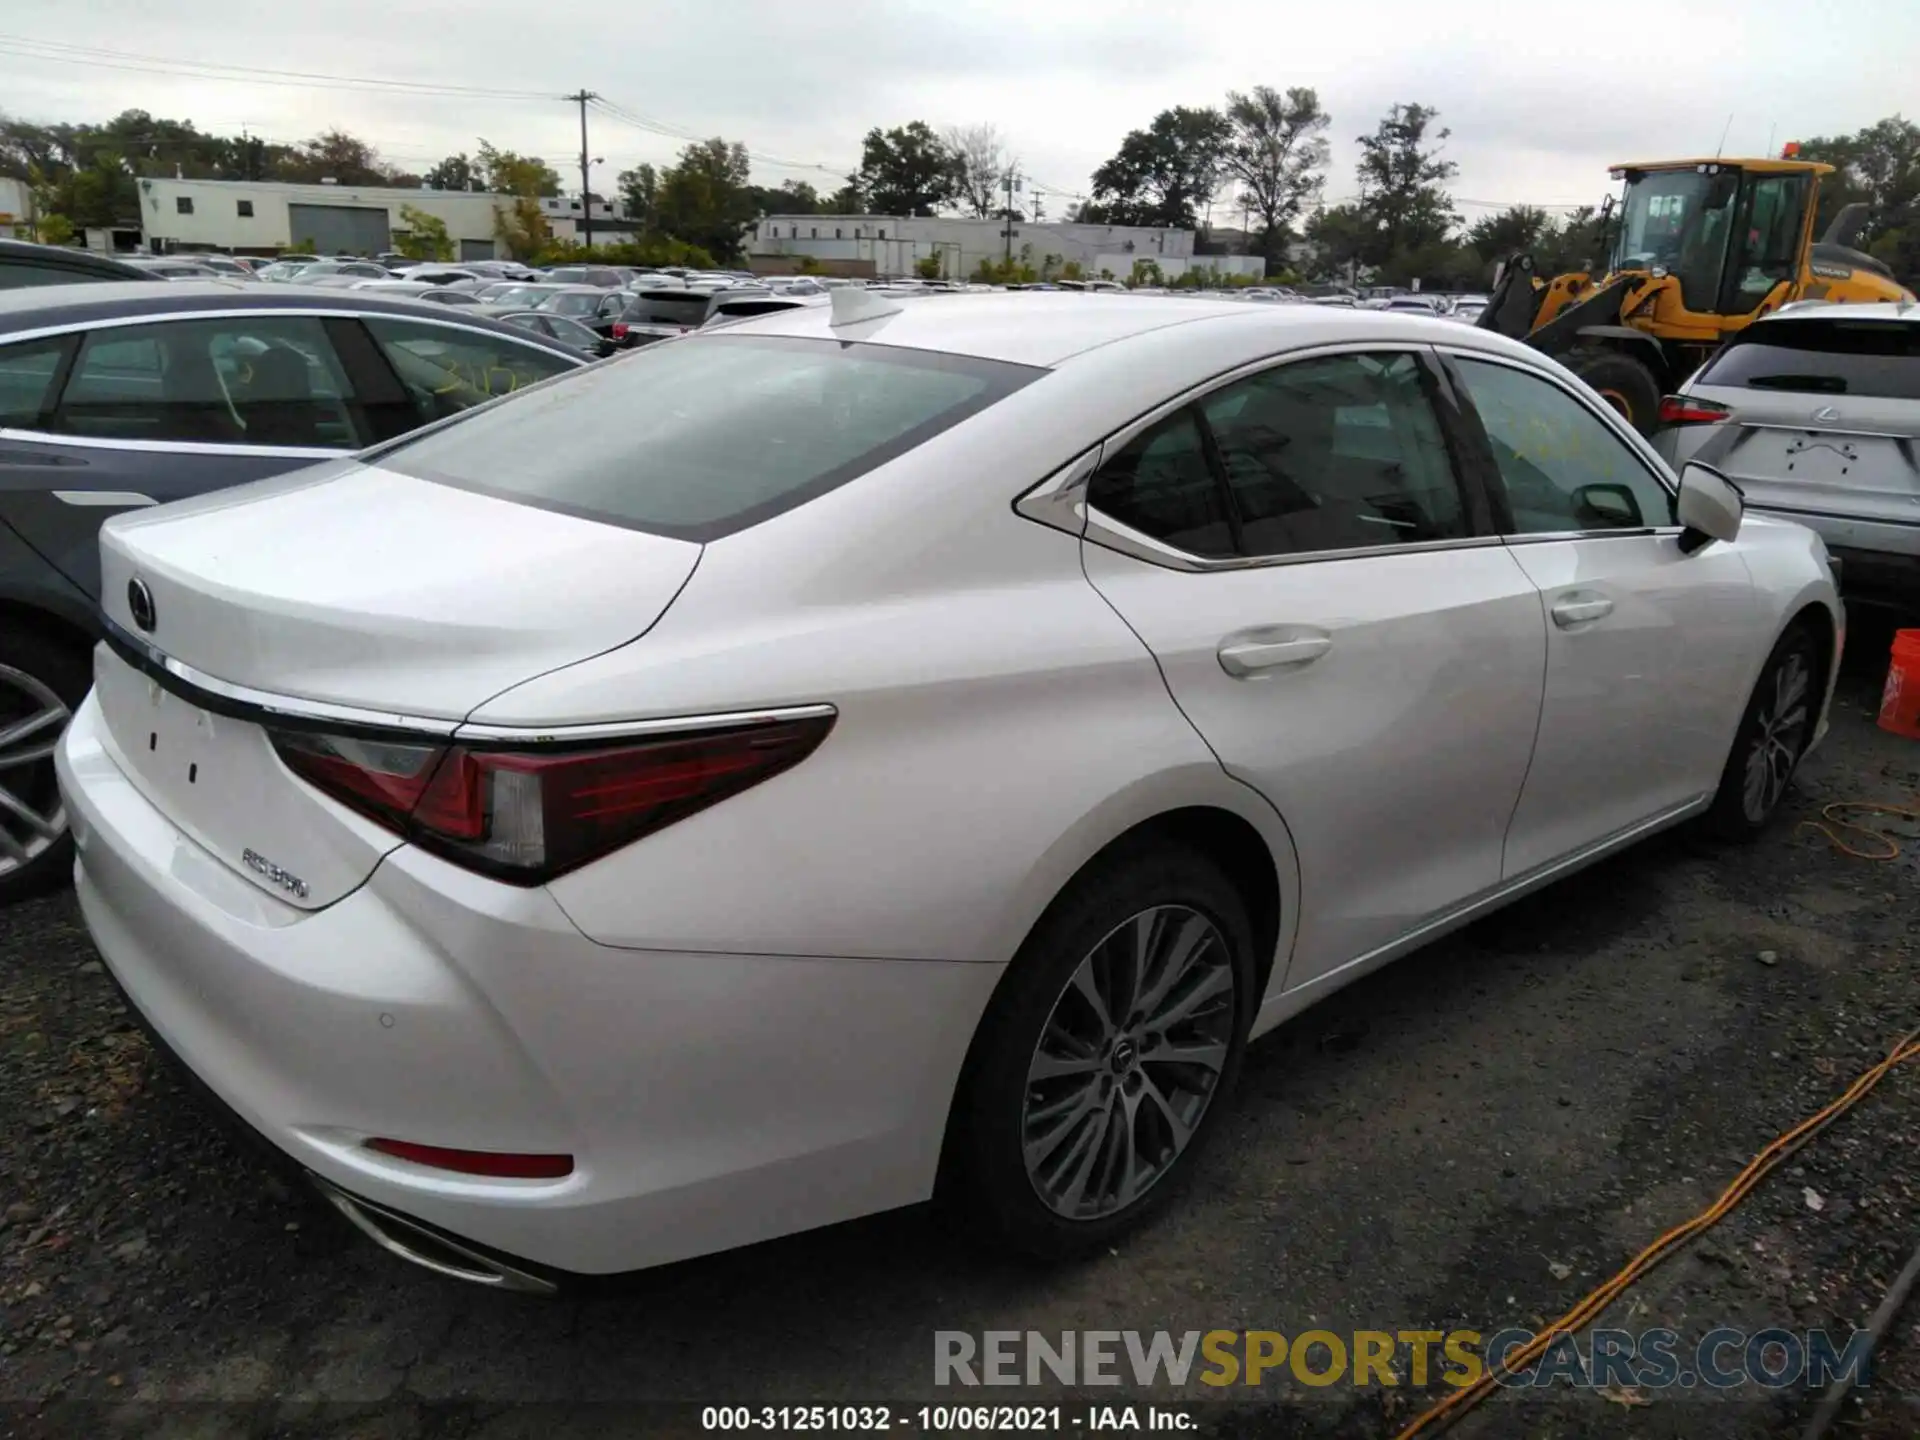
[1089,107,1233,229]
[1128,257,1165,287]
[396,204,454,260]
[34,212,75,246]
[617,162,659,227]
[1467,204,1552,264]
[1801,115,1920,281]
[857,121,956,216]
[1354,102,1459,268]
[274,129,390,186]
[424,153,476,191]
[655,137,756,261]
[494,197,551,262]
[914,253,943,279]
[826,173,864,213]
[1304,203,1372,279]
[1221,86,1330,265]
[476,140,563,198]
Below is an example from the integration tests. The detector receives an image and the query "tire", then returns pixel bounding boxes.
[1705,621,1821,840]
[943,842,1256,1259]
[0,622,89,904]
[1567,347,1663,435]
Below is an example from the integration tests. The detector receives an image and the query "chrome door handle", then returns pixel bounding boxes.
[1218,636,1332,676]
[1550,596,1614,628]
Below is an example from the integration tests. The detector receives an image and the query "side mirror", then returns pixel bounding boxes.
[1676,462,1743,553]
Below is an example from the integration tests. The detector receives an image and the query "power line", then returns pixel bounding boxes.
[588,96,852,178]
[0,34,564,100]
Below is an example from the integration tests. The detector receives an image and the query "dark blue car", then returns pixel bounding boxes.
[0,281,588,900]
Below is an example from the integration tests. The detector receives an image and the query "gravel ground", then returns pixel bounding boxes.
[2,612,1917,1440]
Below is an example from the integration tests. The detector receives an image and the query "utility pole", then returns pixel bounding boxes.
[1002,168,1021,263]
[569,89,598,249]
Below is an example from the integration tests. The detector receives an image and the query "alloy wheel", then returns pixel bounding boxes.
[0,663,71,880]
[1741,649,1810,823]
[1021,904,1237,1220]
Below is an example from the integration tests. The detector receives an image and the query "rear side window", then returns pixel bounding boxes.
[1087,410,1235,558]
[1201,351,1468,556]
[1698,319,1920,399]
[52,316,364,448]
[361,316,577,427]
[0,339,67,425]
[378,334,1039,540]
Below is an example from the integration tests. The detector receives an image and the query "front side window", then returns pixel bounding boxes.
[361,315,577,427]
[1452,356,1673,534]
[1612,168,1740,312]
[1087,409,1235,558]
[377,334,1037,540]
[1200,351,1468,557]
[52,316,362,448]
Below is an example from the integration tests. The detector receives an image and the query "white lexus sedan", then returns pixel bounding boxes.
[57,293,1841,1292]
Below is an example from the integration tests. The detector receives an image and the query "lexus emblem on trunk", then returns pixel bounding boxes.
[1813,405,1840,422]
[127,578,157,633]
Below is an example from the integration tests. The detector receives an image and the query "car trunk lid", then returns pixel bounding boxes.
[91,460,702,908]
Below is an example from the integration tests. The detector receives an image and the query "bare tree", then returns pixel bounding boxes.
[1222,86,1332,264]
[945,123,1010,218]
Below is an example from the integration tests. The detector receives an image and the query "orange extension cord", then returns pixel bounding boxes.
[1801,799,1920,861]
[1392,1024,1920,1439]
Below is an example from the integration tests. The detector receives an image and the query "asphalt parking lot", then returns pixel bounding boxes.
[2,612,1918,1440]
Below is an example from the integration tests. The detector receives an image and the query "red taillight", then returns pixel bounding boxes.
[366,1138,573,1179]
[269,714,834,883]
[1658,394,1731,426]
[611,321,628,339]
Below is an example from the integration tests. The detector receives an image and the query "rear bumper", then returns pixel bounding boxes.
[1747,507,1920,598]
[56,691,1001,1278]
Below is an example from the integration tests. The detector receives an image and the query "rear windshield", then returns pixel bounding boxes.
[1700,319,1920,400]
[377,334,1041,540]
[623,292,715,326]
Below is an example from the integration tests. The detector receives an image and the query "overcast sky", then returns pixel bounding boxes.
[4,0,1917,223]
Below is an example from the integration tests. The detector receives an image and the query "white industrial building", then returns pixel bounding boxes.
[751,214,1265,282]
[134,177,515,260]
[0,177,32,239]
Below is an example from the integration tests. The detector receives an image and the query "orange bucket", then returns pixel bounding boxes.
[1881,629,1920,739]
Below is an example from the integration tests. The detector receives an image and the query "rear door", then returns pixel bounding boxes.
[1080,346,1547,987]
[1672,315,1920,563]
[0,314,367,599]
[1442,349,1762,877]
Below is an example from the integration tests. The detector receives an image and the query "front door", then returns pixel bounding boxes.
[1080,348,1547,987]
[1442,351,1763,878]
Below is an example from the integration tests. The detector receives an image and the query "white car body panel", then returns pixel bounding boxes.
[57,295,1843,1278]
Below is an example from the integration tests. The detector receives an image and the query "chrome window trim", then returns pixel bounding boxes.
[1012,446,1100,537]
[100,616,835,745]
[0,306,575,357]
[1082,514,1506,574]
[1,426,346,460]
[1500,526,1687,545]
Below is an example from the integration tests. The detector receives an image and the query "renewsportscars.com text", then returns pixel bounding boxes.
[934,1328,1873,1391]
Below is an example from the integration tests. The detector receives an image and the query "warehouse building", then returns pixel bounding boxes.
[750,213,1265,281]
[135,177,514,260]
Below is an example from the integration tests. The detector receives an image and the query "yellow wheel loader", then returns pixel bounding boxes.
[1477,152,1915,433]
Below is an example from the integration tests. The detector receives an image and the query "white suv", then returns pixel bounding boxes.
[1655,302,1919,600]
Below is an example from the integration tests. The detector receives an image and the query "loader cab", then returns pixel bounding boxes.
[1609,162,1816,322]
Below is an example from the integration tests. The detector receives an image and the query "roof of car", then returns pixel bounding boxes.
[1753,300,1920,326]
[0,279,584,350]
[0,239,160,281]
[712,291,1510,368]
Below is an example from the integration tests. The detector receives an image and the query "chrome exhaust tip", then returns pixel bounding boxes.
[314,1179,558,1295]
